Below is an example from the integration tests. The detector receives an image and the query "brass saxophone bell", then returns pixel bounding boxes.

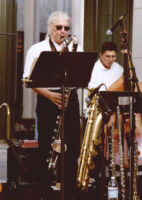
[51,139,67,153]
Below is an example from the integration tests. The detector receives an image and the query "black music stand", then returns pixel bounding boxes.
[25,51,97,88]
[99,91,142,113]
[24,51,98,200]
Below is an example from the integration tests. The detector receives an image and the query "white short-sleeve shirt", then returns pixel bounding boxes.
[83,59,123,117]
[88,59,123,90]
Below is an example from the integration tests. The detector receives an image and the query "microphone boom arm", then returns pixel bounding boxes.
[106,13,126,35]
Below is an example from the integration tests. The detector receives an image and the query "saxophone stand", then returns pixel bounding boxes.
[120,21,142,200]
[98,91,113,200]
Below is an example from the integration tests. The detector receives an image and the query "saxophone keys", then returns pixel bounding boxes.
[57,115,60,119]
[49,150,52,154]
[56,120,60,125]
[90,162,95,170]
[53,129,58,133]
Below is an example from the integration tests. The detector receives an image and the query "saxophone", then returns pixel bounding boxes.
[48,87,71,170]
[77,94,102,190]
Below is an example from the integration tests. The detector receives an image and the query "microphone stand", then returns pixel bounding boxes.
[57,70,67,200]
[61,78,66,200]
[59,43,69,200]
[120,21,142,200]
[98,91,113,200]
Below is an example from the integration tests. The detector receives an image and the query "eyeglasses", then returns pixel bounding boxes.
[104,55,116,60]
[56,25,70,31]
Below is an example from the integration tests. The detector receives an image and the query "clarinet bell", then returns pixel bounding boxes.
[51,139,67,153]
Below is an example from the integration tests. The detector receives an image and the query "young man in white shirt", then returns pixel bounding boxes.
[84,41,123,116]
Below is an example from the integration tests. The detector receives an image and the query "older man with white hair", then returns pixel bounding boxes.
[23,11,82,200]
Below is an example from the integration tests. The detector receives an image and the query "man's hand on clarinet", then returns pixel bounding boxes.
[48,91,68,110]
[48,91,62,109]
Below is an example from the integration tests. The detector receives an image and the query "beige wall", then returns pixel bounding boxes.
[132,0,142,81]
[71,0,84,48]
[22,0,40,118]
[71,0,84,116]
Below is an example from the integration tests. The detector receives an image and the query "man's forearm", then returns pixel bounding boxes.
[32,88,51,98]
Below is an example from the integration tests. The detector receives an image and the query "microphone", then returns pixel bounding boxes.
[106,13,126,35]
[86,84,104,103]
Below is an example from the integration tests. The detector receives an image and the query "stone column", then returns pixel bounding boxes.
[132,1,142,81]
[71,0,84,48]
[56,0,71,15]
[71,0,85,112]
[71,0,85,142]
[22,0,40,118]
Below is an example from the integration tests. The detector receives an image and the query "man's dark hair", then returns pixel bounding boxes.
[101,41,117,54]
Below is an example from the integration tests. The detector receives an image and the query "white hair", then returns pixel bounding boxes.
[46,11,70,36]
